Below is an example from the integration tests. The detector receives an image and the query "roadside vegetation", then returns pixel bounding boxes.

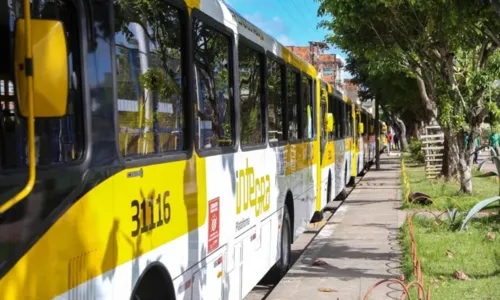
[400,150,500,299]
[400,216,500,300]
[403,157,498,211]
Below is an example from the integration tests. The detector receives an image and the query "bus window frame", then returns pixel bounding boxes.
[285,64,302,145]
[237,34,267,152]
[265,51,287,148]
[301,73,315,142]
[190,9,238,159]
[327,91,335,141]
[335,95,343,140]
[118,2,195,168]
[346,103,352,138]
[0,0,91,180]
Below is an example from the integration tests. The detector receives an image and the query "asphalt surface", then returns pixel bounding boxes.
[243,175,363,300]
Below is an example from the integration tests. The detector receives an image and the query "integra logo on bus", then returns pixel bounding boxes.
[236,158,271,218]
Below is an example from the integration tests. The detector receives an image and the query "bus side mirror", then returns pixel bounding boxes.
[359,122,364,134]
[14,19,68,118]
[326,113,334,132]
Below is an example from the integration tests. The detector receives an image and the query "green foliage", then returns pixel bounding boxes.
[408,137,425,163]
[401,216,500,300]
[317,0,500,193]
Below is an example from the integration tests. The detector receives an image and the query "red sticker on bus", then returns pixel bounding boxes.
[208,197,220,253]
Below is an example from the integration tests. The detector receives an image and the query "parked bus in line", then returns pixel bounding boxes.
[0,0,383,299]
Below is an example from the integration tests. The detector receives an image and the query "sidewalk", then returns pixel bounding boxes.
[267,153,406,300]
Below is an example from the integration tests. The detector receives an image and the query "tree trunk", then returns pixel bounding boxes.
[457,124,482,194]
[441,128,459,179]
[394,116,408,151]
[413,122,420,139]
[458,150,473,194]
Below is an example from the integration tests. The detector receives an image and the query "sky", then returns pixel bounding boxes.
[224,0,352,79]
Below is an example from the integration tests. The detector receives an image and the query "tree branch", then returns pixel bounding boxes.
[414,66,437,119]
[480,24,500,47]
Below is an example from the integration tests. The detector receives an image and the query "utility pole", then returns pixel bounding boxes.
[375,95,381,170]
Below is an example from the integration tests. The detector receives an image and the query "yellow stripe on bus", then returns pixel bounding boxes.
[0,155,207,300]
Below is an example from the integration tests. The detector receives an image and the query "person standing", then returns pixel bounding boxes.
[474,136,480,164]
[490,131,500,156]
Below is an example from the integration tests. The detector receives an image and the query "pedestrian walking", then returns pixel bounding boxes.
[489,131,500,156]
[473,136,479,164]
[394,133,399,150]
[386,132,393,154]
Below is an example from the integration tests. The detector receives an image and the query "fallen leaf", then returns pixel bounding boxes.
[487,232,496,241]
[439,275,448,281]
[312,259,328,266]
[318,287,336,292]
[433,221,440,226]
[454,270,470,280]
[446,249,454,258]
[399,274,405,281]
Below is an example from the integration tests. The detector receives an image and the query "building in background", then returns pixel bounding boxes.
[287,42,341,88]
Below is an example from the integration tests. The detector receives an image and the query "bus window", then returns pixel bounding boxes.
[115,4,186,156]
[267,58,284,143]
[193,19,233,149]
[320,88,327,160]
[336,97,343,139]
[286,68,299,141]
[238,41,264,146]
[301,75,314,139]
[327,93,334,140]
[0,0,83,169]
[346,103,352,137]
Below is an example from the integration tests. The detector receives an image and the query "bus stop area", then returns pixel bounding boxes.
[267,153,405,300]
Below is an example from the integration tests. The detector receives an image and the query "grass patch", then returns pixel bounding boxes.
[402,158,498,211]
[400,216,500,300]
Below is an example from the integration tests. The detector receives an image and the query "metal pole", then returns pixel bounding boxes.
[375,96,381,170]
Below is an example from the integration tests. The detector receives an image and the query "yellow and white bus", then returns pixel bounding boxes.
[0,0,381,299]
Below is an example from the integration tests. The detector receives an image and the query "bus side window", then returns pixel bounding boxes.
[286,68,299,141]
[327,93,334,140]
[0,0,83,169]
[336,98,342,139]
[193,19,234,150]
[301,75,314,140]
[267,58,285,144]
[238,41,264,146]
[114,4,186,156]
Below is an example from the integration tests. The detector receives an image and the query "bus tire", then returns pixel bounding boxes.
[131,263,175,300]
[262,205,292,284]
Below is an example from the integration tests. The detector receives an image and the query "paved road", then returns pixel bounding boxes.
[243,180,361,300]
[265,153,405,300]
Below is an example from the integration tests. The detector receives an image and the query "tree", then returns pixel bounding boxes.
[317,0,500,193]
[345,54,429,152]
